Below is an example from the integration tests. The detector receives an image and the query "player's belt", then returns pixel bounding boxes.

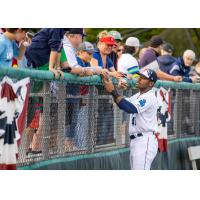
[130,132,155,140]
[130,133,143,140]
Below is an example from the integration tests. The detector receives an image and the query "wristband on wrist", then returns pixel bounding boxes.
[110,89,120,100]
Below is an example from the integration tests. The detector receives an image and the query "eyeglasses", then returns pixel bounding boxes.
[117,49,124,52]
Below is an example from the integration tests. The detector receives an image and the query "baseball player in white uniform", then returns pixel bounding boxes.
[102,68,158,170]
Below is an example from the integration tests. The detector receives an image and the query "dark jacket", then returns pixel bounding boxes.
[169,57,192,83]
[26,28,68,67]
[157,55,177,74]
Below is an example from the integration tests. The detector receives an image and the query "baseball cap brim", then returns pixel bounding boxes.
[115,37,123,41]
[136,72,156,83]
[86,50,94,54]
[105,41,117,46]
[136,72,149,79]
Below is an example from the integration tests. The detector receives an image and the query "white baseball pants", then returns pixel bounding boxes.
[130,134,158,170]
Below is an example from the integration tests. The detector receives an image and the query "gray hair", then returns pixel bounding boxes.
[183,49,196,60]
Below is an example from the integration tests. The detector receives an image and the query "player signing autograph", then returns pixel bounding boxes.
[102,69,158,170]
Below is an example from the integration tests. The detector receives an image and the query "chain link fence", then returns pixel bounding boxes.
[17,80,135,167]
[1,66,199,168]
[16,77,200,168]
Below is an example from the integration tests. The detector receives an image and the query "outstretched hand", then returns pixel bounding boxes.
[101,72,115,93]
[118,78,128,89]
[173,76,182,82]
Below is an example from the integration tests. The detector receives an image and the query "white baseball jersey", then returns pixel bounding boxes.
[125,88,158,135]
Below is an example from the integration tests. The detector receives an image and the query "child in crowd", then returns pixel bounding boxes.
[0,28,28,68]
[74,41,96,149]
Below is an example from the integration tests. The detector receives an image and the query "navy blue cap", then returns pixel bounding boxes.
[137,69,157,83]
[67,28,86,36]
[150,36,163,48]
[162,43,174,53]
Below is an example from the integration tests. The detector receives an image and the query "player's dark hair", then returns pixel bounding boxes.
[6,28,29,33]
[124,45,136,55]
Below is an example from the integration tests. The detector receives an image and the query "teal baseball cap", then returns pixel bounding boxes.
[108,30,123,41]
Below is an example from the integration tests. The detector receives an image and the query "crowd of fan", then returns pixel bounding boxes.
[1,28,199,83]
[0,28,200,154]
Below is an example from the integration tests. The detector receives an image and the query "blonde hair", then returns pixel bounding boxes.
[97,30,109,40]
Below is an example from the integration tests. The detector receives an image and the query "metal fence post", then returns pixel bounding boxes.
[174,89,183,136]
[190,90,200,136]
[57,82,66,155]
[42,81,51,160]
[87,85,98,153]
[114,89,123,146]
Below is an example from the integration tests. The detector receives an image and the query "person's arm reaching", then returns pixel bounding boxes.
[49,51,60,78]
[157,69,182,82]
[108,67,123,79]
[102,73,138,114]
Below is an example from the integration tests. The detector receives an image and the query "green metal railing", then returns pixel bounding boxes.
[1,66,200,90]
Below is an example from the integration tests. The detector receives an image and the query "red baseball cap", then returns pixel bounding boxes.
[99,36,117,46]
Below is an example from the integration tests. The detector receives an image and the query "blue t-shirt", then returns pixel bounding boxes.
[92,50,113,69]
[0,34,19,68]
[66,56,90,97]
[25,28,68,68]
[76,56,90,67]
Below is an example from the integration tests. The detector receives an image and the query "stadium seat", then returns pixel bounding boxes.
[188,145,200,170]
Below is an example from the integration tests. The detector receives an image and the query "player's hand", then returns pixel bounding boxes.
[173,76,182,82]
[118,78,128,90]
[102,73,115,93]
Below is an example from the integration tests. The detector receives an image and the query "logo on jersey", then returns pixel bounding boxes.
[139,99,146,107]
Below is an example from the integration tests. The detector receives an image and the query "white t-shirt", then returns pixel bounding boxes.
[125,89,158,135]
[118,53,139,75]
[62,36,78,68]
